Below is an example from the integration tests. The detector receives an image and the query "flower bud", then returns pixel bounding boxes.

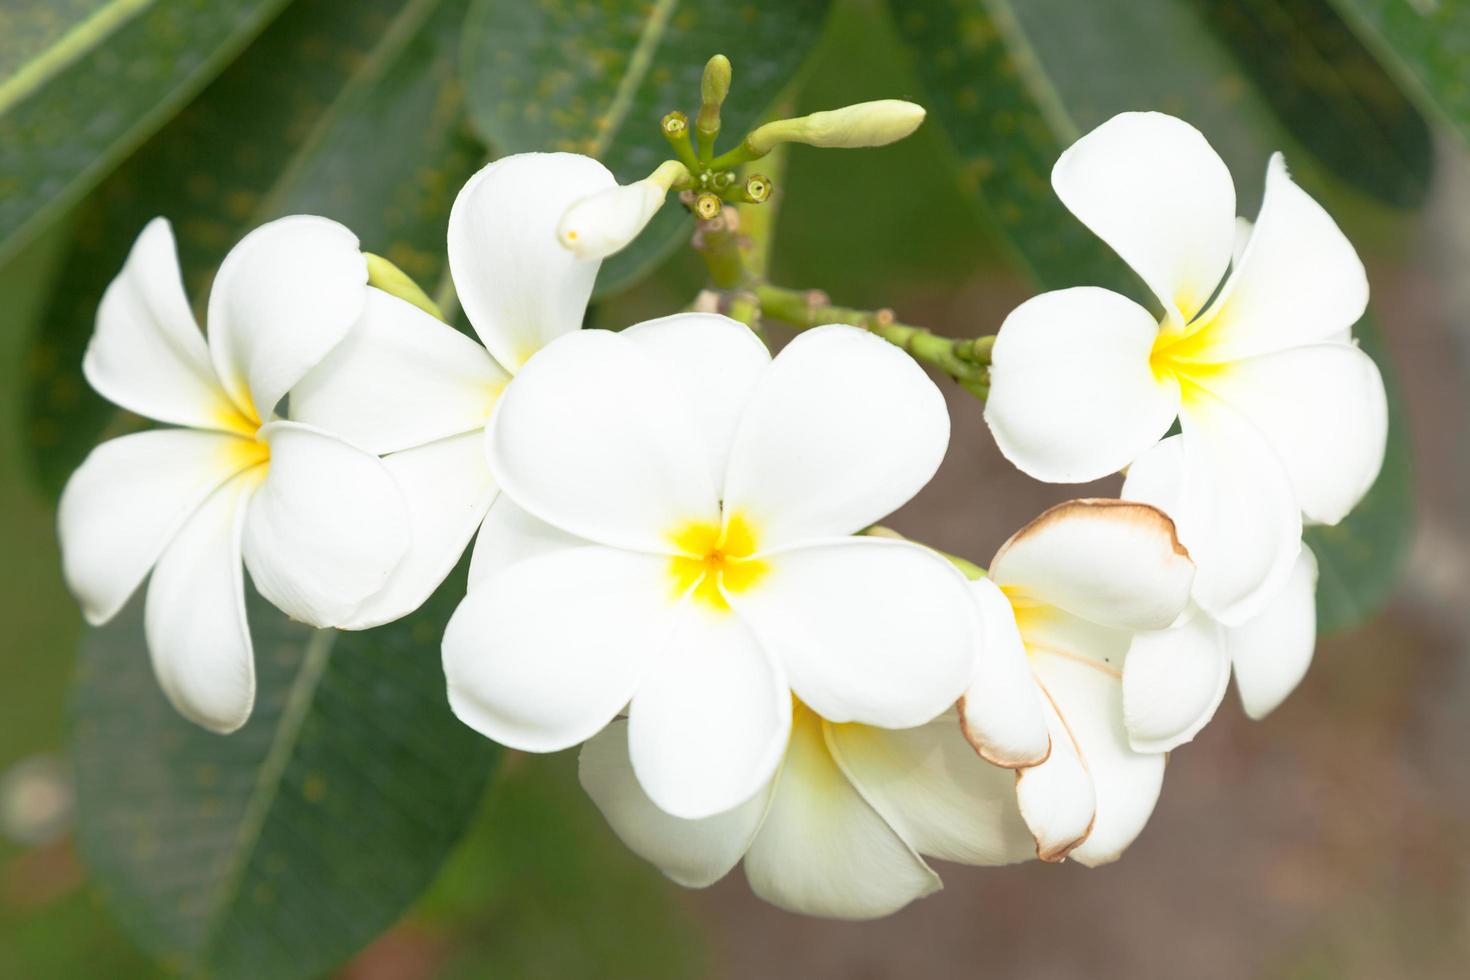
[746,100,926,155]
[557,161,689,260]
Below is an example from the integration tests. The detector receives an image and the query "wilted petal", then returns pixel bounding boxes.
[986,287,1179,483]
[1013,688,1095,863]
[959,578,1051,768]
[580,720,771,888]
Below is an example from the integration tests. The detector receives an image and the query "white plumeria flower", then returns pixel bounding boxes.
[58,216,413,733]
[1119,434,1322,751]
[984,111,1387,625]
[959,500,1196,864]
[444,316,978,821]
[579,704,1033,920]
[291,152,618,628]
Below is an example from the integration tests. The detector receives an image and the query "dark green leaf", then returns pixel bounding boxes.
[0,0,298,266]
[70,569,497,980]
[1304,318,1412,634]
[896,0,1413,631]
[1327,0,1470,147]
[460,0,831,296]
[25,0,483,498]
[1192,0,1431,208]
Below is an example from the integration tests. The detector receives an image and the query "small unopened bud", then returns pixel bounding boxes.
[742,174,771,204]
[696,54,732,157]
[557,161,690,260]
[694,192,722,220]
[662,111,688,138]
[747,100,926,155]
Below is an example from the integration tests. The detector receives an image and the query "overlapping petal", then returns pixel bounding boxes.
[721,325,949,545]
[829,714,1035,866]
[206,215,367,421]
[448,153,614,372]
[579,720,773,888]
[1013,689,1095,862]
[989,499,1194,632]
[291,289,507,454]
[486,328,718,553]
[144,472,257,734]
[959,578,1051,768]
[241,422,409,628]
[1230,545,1318,720]
[1051,111,1236,321]
[83,218,246,433]
[985,287,1179,483]
[743,708,940,919]
[729,538,975,729]
[1121,612,1231,753]
[628,606,791,819]
[442,546,674,751]
[58,428,262,625]
[468,494,588,590]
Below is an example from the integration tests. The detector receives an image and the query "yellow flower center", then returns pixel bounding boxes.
[1148,308,1233,407]
[667,512,769,611]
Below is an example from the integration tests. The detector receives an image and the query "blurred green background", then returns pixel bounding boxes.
[2,0,1467,976]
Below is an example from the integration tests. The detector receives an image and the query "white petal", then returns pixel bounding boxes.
[144,471,257,733]
[1230,545,1318,720]
[486,328,718,552]
[729,538,975,729]
[468,493,589,590]
[621,313,771,490]
[1052,111,1235,321]
[721,325,949,545]
[743,708,941,919]
[1121,611,1231,753]
[1202,345,1388,525]
[340,431,498,630]
[242,422,410,627]
[1014,687,1095,862]
[58,428,260,625]
[628,605,791,820]
[442,546,673,751]
[579,720,771,888]
[985,287,1180,483]
[82,218,244,432]
[1033,652,1166,867]
[1174,394,1303,625]
[448,153,615,372]
[959,578,1051,768]
[988,499,1195,632]
[291,289,506,454]
[828,714,1036,867]
[1197,154,1368,360]
[206,215,367,421]
[557,176,668,260]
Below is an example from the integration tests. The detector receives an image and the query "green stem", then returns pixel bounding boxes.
[754,284,993,397]
[693,212,746,289]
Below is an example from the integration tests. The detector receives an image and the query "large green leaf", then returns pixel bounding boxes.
[460,0,831,297]
[1327,0,1470,147]
[70,567,497,979]
[895,0,1412,631]
[1193,0,1431,208]
[0,0,299,267]
[25,0,482,497]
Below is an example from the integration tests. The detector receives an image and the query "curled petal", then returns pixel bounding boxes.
[1230,545,1318,720]
[959,578,1051,768]
[1014,688,1095,863]
[1122,611,1231,753]
[985,287,1179,484]
[557,176,669,260]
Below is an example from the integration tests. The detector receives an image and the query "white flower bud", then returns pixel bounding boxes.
[557,161,688,260]
[747,100,926,155]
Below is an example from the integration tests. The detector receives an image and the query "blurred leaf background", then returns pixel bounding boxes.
[1,0,1465,977]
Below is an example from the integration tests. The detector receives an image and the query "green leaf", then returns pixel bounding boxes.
[25,0,483,498]
[70,569,497,980]
[1304,318,1412,635]
[459,0,831,297]
[1326,0,1470,147]
[0,0,299,267]
[1191,0,1431,208]
[895,0,1413,632]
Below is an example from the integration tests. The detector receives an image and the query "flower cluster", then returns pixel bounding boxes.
[57,110,1385,918]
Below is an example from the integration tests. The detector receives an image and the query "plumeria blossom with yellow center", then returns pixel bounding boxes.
[442,317,978,821]
[291,152,618,628]
[959,500,1197,864]
[578,702,1034,919]
[984,111,1387,625]
[57,216,414,733]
